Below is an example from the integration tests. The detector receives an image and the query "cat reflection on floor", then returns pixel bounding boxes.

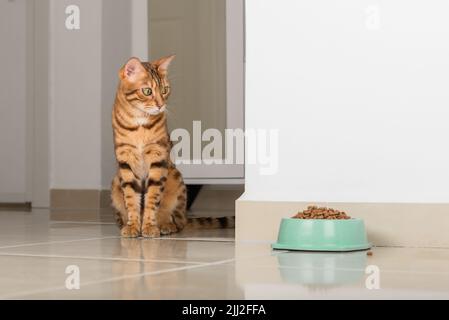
[111,238,188,299]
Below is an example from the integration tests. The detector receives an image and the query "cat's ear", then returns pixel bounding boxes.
[152,55,175,75]
[120,57,146,82]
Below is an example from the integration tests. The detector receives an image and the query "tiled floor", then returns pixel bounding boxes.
[0,209,448,299]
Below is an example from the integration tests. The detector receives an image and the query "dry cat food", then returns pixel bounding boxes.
[367,251,373,256]
[292,205,351,220]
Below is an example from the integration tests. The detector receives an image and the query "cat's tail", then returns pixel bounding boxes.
[184,216,235,229]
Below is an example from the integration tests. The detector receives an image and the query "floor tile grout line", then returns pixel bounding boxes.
[0,252,207,265]
[0,236,121,250]
[0,236,235,250]
[1,258,237,299]
[49,225,236,242]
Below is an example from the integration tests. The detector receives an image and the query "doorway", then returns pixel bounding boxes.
[148,0,245,184]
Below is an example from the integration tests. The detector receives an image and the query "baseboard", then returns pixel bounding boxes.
[100,189,112,209]
[0,202,31,211]
[51,187,243,211]
[50,189,111,209]
[236,199,449,248]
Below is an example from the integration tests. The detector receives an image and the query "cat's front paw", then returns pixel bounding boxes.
[121,223,141,238]
[159,222,178,235]
[141,225,161,238]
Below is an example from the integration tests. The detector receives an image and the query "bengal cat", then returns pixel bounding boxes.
[111,56,235,238]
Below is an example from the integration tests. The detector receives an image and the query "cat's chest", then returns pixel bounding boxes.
[134,117,149,126]
[129,119,159,151]
[123,115,166,148]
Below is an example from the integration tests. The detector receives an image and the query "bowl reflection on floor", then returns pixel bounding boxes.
[276,251,367,286]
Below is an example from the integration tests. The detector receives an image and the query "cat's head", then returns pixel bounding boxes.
[118,55,175,115]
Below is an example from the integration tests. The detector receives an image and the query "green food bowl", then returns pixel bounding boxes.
[272,218,371,252]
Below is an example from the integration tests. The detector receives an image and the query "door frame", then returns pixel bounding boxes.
[25,0,34,203]
[31,0,51,207]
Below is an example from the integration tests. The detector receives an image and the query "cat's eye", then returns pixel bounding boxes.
[142,87,152,96]
[162,86,169,95]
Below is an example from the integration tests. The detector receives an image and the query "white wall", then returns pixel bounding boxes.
[245,0,449,203]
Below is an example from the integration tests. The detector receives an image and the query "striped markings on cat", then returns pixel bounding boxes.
[171,121,279,175]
